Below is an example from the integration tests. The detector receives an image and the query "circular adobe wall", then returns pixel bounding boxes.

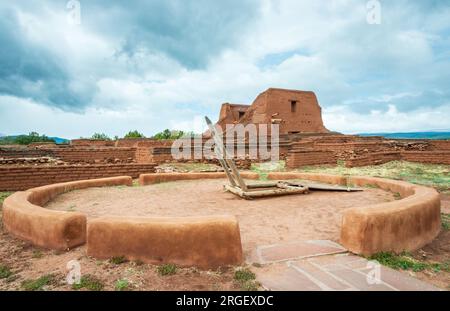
[1,172,441,268]
[266,172,441,255]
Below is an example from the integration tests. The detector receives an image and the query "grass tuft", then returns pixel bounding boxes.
[110,256,128,265]
[0,264,13,279]
[234,268,259,291]
[0,192,12,206]
[72,275,104,291]
[157,263,177,276]
[21,274,55,291]
[115,279,130,291]
[32,250,43,259]
[369,252,450,273]
[441,213,450,230]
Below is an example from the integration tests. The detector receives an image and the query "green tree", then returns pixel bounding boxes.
[13,132,54,145]
[124,130,145,139]
[152,129,186,140]
[91,133,111,140]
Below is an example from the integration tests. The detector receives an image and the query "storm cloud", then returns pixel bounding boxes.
[0,0,449,137]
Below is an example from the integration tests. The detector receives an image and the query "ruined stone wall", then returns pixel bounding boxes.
[0,164,156,191]
[286,150,336,168]
[216,104,250,130]
[71,139,115,147]
[286,137,450,168]
[345,152,402,168]
[430,140,450,150]
[401,151,450,165]
[0,146,54,159]
[51,147,136,163]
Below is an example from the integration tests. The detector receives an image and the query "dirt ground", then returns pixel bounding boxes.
[0,230,240,291]
[409,229,450,290]
[1,178,448,291]
[45,179,395,258]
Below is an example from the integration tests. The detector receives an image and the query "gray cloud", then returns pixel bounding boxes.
[0,0,449,135]
[0,7,93,110]
[88,0,259,69]
[0,0,259,110]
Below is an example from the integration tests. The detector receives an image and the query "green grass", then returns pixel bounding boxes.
[369,252,450,273]
[250,161,285,180]
[234,268,259,291]
[0,192,12,205]
[157,263,177,276]
[115,279,130,291]
[0,264,13,279]
[251,160,450,192]
[72,275,104,291]
[295,161,449,192]
[393,192,402,200]
[442,213,450,230]
[109,256,128,265]
[132,180,140,187]
[32,250,43,259]
[21,274,56,291]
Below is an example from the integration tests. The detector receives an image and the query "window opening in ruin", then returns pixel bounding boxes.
[238,111,245,119]
[290,100,297,113]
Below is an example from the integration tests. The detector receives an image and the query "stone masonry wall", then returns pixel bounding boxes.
[0,163,157,191]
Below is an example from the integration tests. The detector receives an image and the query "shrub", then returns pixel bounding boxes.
[91,133,111,140]
[157,263,177,276]
[115,279,130,291]
[124,130,145,139]
[21,274,55,291]
[72,275,104,291]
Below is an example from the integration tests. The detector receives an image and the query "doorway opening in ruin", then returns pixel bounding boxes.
[290,100,297,113]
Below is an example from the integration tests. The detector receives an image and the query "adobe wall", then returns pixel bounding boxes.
[3,174,243,268]
[0,146,53,158]
[401,151,450,165]
[216,103,250,129]
[1,172,442,264]
[430,140,450,150]
[0,163,156,191]
[2,176,132,250]
[71,139,115,147]
[286,150,336,168]
[51,147,136,163]
[266,172,441,256]
[139,171,259,186]
[341,176,441,255]
[87,215,243,269]
[345,152,402,168]
[286,136,450,168]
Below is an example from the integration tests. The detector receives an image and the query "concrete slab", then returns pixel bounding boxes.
[254,242,442,291]
[256,240,346,264]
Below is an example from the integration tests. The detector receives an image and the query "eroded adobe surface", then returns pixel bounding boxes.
[216,88,329,134]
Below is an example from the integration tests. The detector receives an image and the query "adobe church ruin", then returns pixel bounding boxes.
[216,88,329,134]
[1,87,449,191]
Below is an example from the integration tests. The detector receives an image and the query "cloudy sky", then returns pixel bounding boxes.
[0,0,449,138]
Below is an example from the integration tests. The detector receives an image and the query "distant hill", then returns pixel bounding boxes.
[48,136,70,144]
[0,135,69,145]
[358,131,450,140]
